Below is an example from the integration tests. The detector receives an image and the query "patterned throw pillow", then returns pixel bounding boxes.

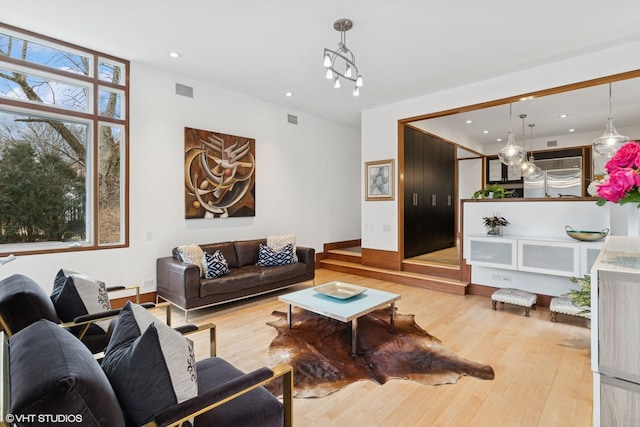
[101,302,198,426]
[267,234,298,262]
[203,250,230,279]
[256,243,295,267]
[176,243,205,277]
[50,268,111,334]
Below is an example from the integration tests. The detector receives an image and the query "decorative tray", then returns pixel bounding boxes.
[314,281,367,299]
[565,226,609,242]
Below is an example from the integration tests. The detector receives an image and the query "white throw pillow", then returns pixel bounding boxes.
[267,234,298,262]
[176,243,205,277]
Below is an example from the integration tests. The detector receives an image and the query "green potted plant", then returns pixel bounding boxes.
[482,213,509,235]
[472,184,513,200]
[563,275,591,313]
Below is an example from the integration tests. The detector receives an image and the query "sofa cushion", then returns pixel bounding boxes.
[267,234,298,262]
[101,302,198,426]
[201,242,239,268]
[200,267,263,297]
[234,239,265,267]
[0,274,59,335]
[177,243,205,277]
[256,243,295,267]
[192,357,283,427]
[203,250,230,279]
[51,268,111,334]
[10,319,125,427]
[259,262,308,284]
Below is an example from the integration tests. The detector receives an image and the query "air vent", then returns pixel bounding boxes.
[175,83,194,98]
[546,140,558,147]
[287,114,298,125]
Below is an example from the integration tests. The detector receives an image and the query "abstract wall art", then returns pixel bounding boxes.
[184,127,256,218]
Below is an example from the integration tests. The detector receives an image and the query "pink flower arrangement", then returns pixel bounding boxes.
[595,141,640,206]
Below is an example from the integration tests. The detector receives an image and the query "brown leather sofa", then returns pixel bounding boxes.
[156,238,315,320]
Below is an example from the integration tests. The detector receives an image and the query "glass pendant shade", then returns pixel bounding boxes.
[323,54,332,68]
[593,117,628,157]
[325,69,333,80]
[498,131,526,166]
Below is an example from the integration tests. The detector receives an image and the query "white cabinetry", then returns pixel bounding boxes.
[465,235,601,277]
[591,236,640,426]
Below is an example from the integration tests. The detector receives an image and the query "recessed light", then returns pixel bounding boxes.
[559,114,569,118]
[497,138,502,142]
[168,51,182,58]
[466,120,472,124]
[483,130,489,134]
[285,92,293,97]
[569,128,576,132]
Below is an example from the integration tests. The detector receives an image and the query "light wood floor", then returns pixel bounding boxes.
[162,269,593,427]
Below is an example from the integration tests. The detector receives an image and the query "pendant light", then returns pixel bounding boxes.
[498,103,526,166]
[593,83,628,157]
[521,123,542,179]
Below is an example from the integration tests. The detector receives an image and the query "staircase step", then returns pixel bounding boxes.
[402,259,461,279]
[326,249,362,264]
[317,259,468,295]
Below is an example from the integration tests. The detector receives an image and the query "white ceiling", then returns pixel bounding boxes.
[3,0,640,132]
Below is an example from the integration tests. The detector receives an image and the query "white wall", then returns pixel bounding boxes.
[0,62,361,292]
[361,39,640,252]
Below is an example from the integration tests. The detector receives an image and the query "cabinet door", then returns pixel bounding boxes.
[598,270,640,383]
[601,375,640,426]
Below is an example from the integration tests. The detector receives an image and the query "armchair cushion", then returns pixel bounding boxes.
[9,319,125,427]
[203,250,230,279]
[50,269,111,335]
[0,274,59,335]
[193,358,283,427]
[101,302,198,425]
[256,243,295,267]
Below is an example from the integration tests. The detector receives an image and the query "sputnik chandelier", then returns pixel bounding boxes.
[323,19,363,96]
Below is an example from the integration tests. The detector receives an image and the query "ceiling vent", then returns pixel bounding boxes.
[546,140,558,147]
[287,114,298,125]
[175,83,193,98]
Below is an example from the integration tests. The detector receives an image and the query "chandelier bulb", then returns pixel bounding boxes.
[355,75,363,87]
[353,86,360,97]
[325,69,333,80]
[323,53,332,68]
[345,64,353,78]
[333,76,341,89]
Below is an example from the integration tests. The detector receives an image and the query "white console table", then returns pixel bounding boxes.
[464,234,602,278]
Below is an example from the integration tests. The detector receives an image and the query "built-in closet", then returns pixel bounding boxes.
[403,126,455,258]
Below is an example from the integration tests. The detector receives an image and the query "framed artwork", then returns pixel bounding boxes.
[365,159,394,201]
[184,127,256,218]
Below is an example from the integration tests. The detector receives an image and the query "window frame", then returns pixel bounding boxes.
[0,22,129,256]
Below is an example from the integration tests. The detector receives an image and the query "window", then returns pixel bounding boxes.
[0,24,129,254]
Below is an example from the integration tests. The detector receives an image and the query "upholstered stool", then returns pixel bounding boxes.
[549,297,591,322]
[491,288,537,317]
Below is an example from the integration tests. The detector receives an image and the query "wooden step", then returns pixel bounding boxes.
[326,249,362,264]
[317,259,468,295]
[402,259,462,280]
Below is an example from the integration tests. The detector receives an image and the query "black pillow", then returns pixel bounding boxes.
[9,319,125,427]
[101,302,198,426]
[50,269,111,335]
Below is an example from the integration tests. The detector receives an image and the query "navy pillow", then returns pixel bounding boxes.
[101,302,197,426]
[256,243,295,267]
[203,250,230,279]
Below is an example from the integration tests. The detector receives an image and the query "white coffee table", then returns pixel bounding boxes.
[278,282,401,357]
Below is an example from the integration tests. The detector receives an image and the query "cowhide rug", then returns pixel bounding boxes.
[266,307,494,398]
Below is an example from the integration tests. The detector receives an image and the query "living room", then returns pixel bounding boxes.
[2,2,640,426]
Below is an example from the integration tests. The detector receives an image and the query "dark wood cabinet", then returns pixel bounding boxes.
[403,127,455,258]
